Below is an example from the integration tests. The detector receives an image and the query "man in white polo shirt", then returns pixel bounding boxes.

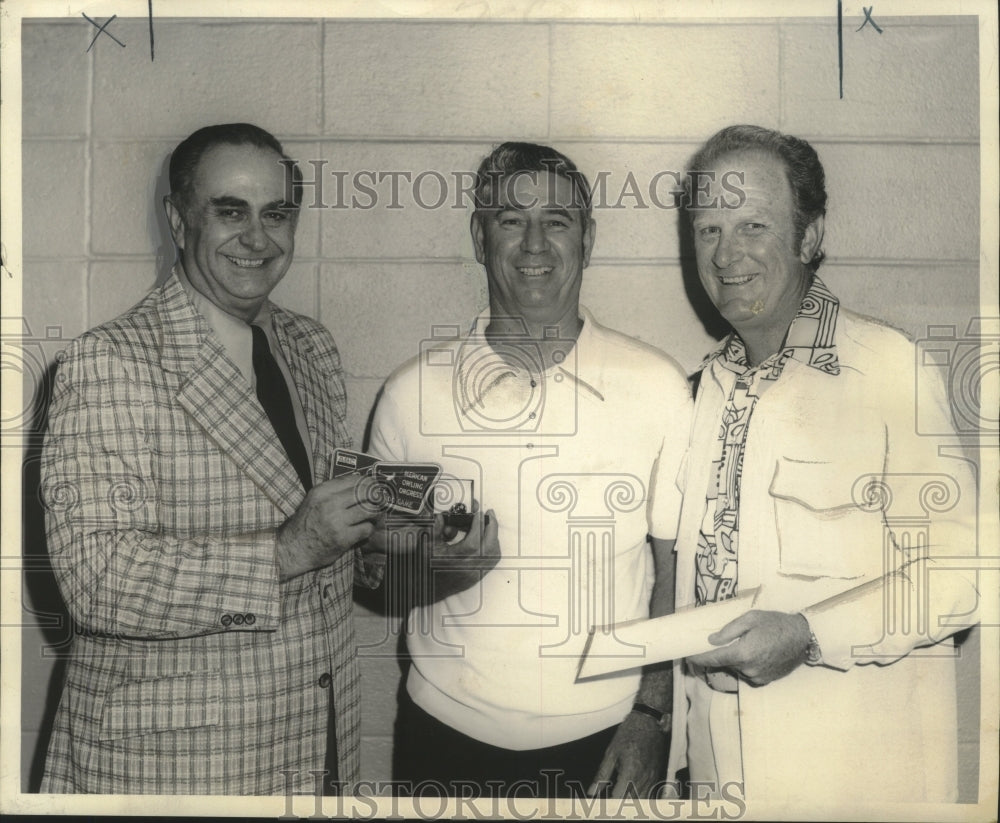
[369,142,692,798]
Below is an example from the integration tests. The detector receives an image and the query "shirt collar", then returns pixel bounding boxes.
[174,265,270,384]
[461,305,605,406]
[700,275,841,378]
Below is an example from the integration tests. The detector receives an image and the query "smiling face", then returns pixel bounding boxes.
[472,171,596,332]
[165,143,298,321]
[691,150,823,356]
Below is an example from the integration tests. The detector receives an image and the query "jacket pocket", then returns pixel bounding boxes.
[769,456,886,579]
[99,669,221,741]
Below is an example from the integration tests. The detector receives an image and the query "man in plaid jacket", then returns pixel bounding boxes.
[38,123,429,794]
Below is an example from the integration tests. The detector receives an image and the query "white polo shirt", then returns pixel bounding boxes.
[370,306,692,749]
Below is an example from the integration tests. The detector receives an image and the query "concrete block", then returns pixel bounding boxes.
[270,261,318,319]
[323,22,548,138]
[88,260,158,328]
[22,141,87,258]
[357,651,404,739]
[782,18,979,139]
[821,143,978,263]
[92,20,321,138]
[92,141,174,257]
[22,22,90,137]
[360,736,394,784]
[551,23,780,139]
[17,263,89,444]
[319,262,486,380]
[279,141,322,260]
[355,609,405,657]
[562,142,701,262]
[21,261,89,344]
[582,263,721,375]
[822,262,980,341]
[315,141,485,261]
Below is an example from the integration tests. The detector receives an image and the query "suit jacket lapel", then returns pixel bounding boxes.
[270,306,342,483]
[156,275,305,516]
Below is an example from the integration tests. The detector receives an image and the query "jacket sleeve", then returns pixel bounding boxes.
[42,335,282,639]
[800,337,982,670]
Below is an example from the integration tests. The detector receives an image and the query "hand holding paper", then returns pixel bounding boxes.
[577,588,760,680]
[688,609,813,686]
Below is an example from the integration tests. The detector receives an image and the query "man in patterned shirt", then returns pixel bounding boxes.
[39,123,495,795]
[666,125,980,805]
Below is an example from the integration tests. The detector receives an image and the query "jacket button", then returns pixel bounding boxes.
[233,613,245,626]
[245,613,256,626]
[221,614,233,627]
[322,584,333,599]
[318,672,332,688]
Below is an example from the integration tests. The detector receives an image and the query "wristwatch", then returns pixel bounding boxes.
[632,702,672,733]
[805,631,823,665]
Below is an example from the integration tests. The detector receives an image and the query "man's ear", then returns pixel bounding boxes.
[471,212,486,265]
[799,215,824,265]
[581,217,597,269]
[164,196,186,251]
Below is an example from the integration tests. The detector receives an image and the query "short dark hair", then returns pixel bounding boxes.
[168,123,301,216]
[685,125,827,272]
[473,141,593,221]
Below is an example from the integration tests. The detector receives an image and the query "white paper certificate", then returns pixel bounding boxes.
[576,587,761,680]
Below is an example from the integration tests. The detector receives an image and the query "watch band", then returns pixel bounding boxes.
[632,701,672,733]
[632,702,664,722]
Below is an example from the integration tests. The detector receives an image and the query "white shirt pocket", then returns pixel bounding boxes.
[769,455,888,580]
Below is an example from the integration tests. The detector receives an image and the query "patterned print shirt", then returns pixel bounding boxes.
[694,276,842,607]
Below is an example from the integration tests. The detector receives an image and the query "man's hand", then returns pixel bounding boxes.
[365,511,432,555]
[687,609,811,686]
[422,509,500,603]
[276,475,378,580]
[588,710,669,798]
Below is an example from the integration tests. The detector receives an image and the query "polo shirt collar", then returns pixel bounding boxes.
[465,305,605,404]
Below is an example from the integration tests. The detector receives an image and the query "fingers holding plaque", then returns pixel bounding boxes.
[332,448,441,516]
[432,477,476,534]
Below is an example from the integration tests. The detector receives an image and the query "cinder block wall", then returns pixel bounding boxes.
[19,15,982,793]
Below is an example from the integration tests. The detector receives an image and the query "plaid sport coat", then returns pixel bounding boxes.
[40,272,381,795]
